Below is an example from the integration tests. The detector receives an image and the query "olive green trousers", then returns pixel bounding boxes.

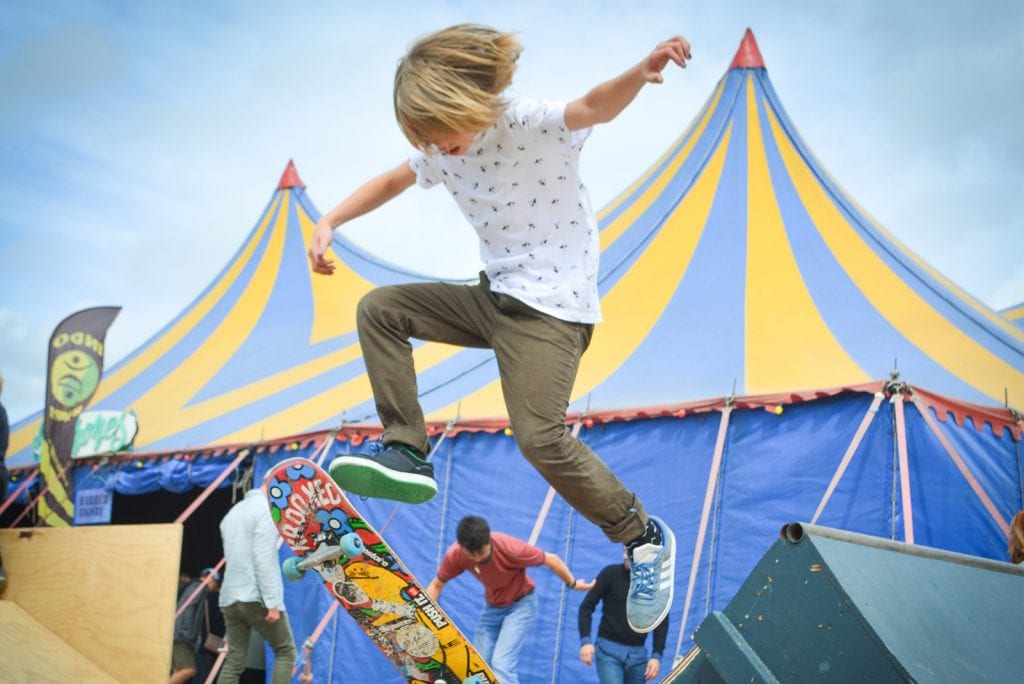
[356,277,647,544]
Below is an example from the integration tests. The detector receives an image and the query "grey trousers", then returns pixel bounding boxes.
[356,277,648,543]
[217,602,296,684]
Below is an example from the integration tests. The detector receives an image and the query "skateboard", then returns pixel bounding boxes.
[265,457,495,684]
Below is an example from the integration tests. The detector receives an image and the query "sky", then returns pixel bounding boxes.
[2,1,1022,423]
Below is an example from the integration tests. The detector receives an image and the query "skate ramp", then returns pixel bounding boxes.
[0,600,117,683]
[0,523,182,683]
[665,523,1024,683]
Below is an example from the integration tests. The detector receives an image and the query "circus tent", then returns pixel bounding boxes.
[1002,302,1024,330]
[567,28,1024,413]
[4,29,1023,683]
[9,31,1024,470]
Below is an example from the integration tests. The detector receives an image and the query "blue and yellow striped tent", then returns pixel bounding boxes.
[8,30,1022,469]
[575,28,1023,413]
[1002,302,1024,330]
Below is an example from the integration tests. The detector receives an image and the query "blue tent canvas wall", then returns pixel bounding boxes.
[5,28,1023,683]
[241,382,1021,682]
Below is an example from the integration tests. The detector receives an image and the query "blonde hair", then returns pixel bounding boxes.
[394,23,522,152]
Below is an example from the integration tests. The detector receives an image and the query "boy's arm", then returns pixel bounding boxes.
[308,160,417,275]
[564,36,691,132]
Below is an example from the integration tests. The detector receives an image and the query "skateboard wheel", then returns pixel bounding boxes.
[339,532,364,558]
[282,555,305,582]
[462,677,486,684]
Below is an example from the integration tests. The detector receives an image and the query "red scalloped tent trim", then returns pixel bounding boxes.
[314,382,890,437]
[911,387,1022,441]
[15,380,1020,472]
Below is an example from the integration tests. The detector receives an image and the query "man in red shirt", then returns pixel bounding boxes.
[426,515,594,683]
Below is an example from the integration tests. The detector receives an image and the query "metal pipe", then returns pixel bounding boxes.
[779,522,1024,577]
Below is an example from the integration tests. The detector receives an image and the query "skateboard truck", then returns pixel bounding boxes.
[283,533,365,581]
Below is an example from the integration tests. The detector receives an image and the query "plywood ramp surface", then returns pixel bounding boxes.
[0,600,117,683]
[0,523,182,684]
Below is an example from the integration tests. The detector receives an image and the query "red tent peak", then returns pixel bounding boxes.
[729,29,765,70]
[277,160,306,190]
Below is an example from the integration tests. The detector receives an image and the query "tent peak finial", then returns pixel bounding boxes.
[730,28,765,70]
[278,159,306,190]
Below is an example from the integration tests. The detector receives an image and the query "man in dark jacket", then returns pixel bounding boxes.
[0,371,8,592]
[170,568,221,684]
[578,549,669,682]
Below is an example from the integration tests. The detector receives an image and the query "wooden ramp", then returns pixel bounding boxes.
[0,523,182,683]
[0,600,117,683]
[665,523,1024,683]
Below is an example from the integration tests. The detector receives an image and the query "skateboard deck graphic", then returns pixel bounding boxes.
[265,457,495,684]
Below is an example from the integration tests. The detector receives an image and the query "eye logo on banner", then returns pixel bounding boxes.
[51,350,102,408]
[39,306,120,527]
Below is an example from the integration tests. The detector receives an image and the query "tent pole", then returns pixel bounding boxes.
[811,391,885,524]
[893,392,914,543]
[549,507,577,684]
[912,394,1010,536]
[174,556,227,620]
[203,649,227,684]
[8,460,72,528]
[310,431,336,468]
[0,471,38,517]
[290,596,341,679]
[676,403,733,660]
[1018,437,1024,511]
[434,417,458,570]
[174,447,254,525]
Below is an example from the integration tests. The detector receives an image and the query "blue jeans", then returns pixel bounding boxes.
[595,637,649,684]
[473,591,537,684]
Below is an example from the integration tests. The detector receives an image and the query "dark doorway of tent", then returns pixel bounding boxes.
[112,487,265,683]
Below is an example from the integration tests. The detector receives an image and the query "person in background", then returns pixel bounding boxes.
[0,371,9,592]
[426,515,594,683]
[1009,511,1024,564]
[578,549,669,683]
[170,568,221,684]
[217,487,296,684]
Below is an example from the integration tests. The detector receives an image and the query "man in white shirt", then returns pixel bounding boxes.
[217,487,296,683]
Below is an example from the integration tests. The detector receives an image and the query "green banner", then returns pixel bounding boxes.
[39,306,120,527]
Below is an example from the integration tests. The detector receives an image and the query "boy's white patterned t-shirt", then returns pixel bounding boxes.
[408,99,601,324]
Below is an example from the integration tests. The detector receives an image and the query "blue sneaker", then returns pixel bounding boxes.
[626,515,676,633]
[329,443,437,504]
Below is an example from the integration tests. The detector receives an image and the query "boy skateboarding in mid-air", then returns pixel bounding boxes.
[308,23,691,634]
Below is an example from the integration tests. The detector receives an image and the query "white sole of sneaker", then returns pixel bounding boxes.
[329,456,437,504]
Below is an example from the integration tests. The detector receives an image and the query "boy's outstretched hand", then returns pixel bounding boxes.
[642,36,692,84]
[308,222,336,276]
